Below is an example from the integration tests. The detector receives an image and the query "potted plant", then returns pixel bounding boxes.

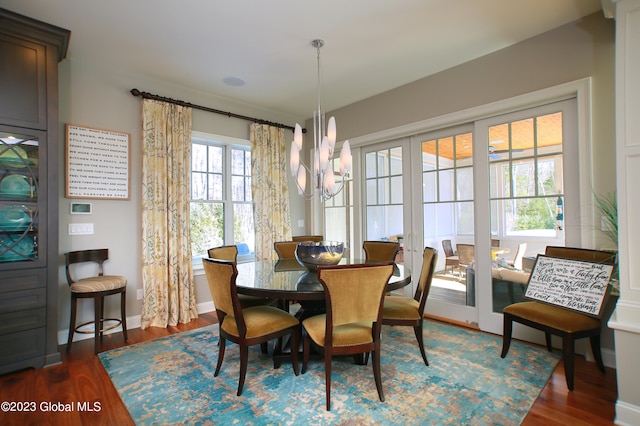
[594,191,618,292]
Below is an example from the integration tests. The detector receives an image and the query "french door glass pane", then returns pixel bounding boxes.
[423,171,436,202]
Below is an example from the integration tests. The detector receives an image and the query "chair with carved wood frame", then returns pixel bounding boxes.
[363,240,400,262]
[501,246,616,391]
[292,235,324,242]
[381,246,437,366]
[301,263,394,411]
[274,241,299,259]
[203,258,301,396]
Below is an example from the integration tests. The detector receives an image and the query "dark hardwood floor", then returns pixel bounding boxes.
[0,313,617,425]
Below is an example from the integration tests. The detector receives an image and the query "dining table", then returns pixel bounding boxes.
[234,258,412,367]
[235,258,412,303]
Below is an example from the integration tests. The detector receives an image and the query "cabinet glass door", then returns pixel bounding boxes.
[0,127,44,267]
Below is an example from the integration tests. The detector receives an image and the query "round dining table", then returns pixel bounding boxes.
[234,258,412,301]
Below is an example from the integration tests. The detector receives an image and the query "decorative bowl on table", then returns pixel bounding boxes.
[295,241,345,271]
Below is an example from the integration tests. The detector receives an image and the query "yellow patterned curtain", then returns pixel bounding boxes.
[250,124,292,260]
[140,99,197,329]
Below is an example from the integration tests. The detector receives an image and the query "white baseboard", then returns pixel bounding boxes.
[57,301,216,345]
[615,400,640,426]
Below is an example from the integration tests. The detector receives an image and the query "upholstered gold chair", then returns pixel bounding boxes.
[203,258,301,396]
[207,245,239,261]
[381,247,437,366]
[274,241,299,259]
[208,244,275,310]
[292,235,323,242]
[302,263,394,411]
[501,246,616,391]
[363,240,400,262]
[65,249,128,354]
[441,239,458,274]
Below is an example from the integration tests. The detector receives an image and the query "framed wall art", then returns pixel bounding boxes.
[65,124,130,199]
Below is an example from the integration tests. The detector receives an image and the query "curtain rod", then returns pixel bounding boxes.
[130,88,304,133]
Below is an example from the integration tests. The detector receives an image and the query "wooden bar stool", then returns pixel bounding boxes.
[65,249,128,354]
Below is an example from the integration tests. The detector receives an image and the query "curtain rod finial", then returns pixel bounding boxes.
[130,88,141,96]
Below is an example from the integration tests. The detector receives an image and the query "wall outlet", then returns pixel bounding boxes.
[137,289,143,300]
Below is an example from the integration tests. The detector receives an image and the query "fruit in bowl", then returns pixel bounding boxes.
[295,241,344,271]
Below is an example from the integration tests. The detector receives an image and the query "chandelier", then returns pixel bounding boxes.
[289,39,352,202]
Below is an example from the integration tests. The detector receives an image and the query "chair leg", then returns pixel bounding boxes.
[67,294,78,351]
[372,348,385,402]
[545,332,553,351]
[324,349,332,411]
[500,314,513,358]
[121,290,128,342]
[590,334,606,373]
[94,295,102,354]
[413,324,429,366]
[302,335,310,374]
[290,327,300,376]
[562,335,575,391]
[237,345,249,396]
[214,336,226,376]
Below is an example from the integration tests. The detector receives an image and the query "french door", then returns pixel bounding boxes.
[361,139,417,295]
[354,97,578,337]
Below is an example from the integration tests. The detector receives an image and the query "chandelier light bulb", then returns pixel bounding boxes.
[290,141,300,176]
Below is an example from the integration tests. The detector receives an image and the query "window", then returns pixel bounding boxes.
[324,156,354,258]
[421,129,474,238]
[488,111,564,238]
[365,147,404,240]
[190,133,254,265]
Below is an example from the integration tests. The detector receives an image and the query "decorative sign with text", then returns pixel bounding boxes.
[66,124,130,199]
[525,255,613,317]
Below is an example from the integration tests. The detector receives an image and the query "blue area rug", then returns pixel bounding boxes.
[99,320,560,425]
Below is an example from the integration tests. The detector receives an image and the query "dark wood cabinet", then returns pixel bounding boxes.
[0,8,69,374]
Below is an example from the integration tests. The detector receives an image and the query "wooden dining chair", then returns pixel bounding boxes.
[363,240,400,262]
[501,246,616,391]
[65,249,128,354]
[203,258,301,396]
[292,235,323,242]
[208,244,276,311]
[381,247,437,366]
[301,262,394,411]
[456,243,475,278]
[441,239,459,274]
[274,241,299,259]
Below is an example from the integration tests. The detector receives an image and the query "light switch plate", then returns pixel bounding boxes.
[68,223,94,235]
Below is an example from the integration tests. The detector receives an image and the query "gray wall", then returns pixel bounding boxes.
[56,12,615,342]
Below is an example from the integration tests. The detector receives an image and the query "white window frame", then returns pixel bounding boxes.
[191,131,253,272]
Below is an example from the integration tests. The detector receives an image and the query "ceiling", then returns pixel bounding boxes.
[1,0,603,119]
